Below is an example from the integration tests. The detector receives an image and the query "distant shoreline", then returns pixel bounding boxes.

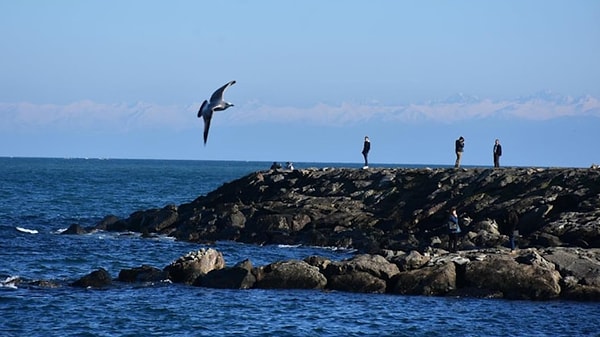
[1,155,593,170]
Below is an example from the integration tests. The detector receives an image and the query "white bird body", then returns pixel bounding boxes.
[197,80,236,144]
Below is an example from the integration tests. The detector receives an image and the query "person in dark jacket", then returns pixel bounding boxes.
[447,207,461,252]
[454,136,465,168]
[506,209,519,251]
[493,139,502,168]
[361,136,370,168]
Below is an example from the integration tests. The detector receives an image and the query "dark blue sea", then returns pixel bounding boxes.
[1,157,599,337]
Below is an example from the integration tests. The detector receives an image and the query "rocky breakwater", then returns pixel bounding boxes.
[62,166,600,301]
[90,167,600,251]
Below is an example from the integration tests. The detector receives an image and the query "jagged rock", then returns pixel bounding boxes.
[118,265,167,283]
[542,248,600,287]
[164,248,225,284]
[198,259,256,289]
[71,268,112,288]
[530,232,563,247]
[254,260,327,289]
[391,262,457,296]
[388,250,431,271]
[304,255,332,272]
[29,280,61,288]
[561,284,600,301]
[464,252,561,300]
[94,215,120,230]
[62,223,89,235]
[327,271,388,293]
[325,254,400,280]
[124,205,178,235]
[323,254,399,293]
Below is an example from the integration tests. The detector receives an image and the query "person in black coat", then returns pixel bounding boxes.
[455,136,465,168]
[447,207,461,252]
[493,139,502,168]
[361,136,370,168]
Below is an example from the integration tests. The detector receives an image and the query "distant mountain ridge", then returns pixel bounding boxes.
[1,92,599,131]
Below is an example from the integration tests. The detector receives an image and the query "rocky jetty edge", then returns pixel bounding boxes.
[26,167,600,300]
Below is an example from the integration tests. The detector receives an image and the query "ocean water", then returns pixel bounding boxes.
[1,157,599,337]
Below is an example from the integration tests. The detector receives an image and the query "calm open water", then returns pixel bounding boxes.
[1,157,599,337]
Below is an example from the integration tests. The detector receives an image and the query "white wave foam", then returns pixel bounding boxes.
[277,243,357,253]
[1,276,20,289]
[277,244,302,248]
[16,226,38,234]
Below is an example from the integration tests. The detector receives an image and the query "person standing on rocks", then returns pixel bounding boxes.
[361,136,371,169]
[493,139,502,168]
[455,136,465,168]
[447,207,461,252]
[506,209,519,252]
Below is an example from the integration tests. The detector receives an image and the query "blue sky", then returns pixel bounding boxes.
[1,1,599,167]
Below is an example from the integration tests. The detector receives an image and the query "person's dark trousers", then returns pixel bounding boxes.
[449,233,458,252]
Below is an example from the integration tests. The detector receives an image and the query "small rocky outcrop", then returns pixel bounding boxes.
[71,268,112,288]
[118,265,168,283]
[1,276,60,289]
[163,248,225,284]
[62,223,90,235]
[57,246,598,301]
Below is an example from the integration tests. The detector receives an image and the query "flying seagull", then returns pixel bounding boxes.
[197,80,236,145]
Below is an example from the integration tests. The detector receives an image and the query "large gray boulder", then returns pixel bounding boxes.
[198,259,256,289]
[542,248,600,301]
[327,271,388,293]
[542,248,600,286]
[391,262,457,296]
[325,254,400,280]
[324,254,400,293]
[164,248,225,284]
[254,260,327,289]
[464,251,561,300]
